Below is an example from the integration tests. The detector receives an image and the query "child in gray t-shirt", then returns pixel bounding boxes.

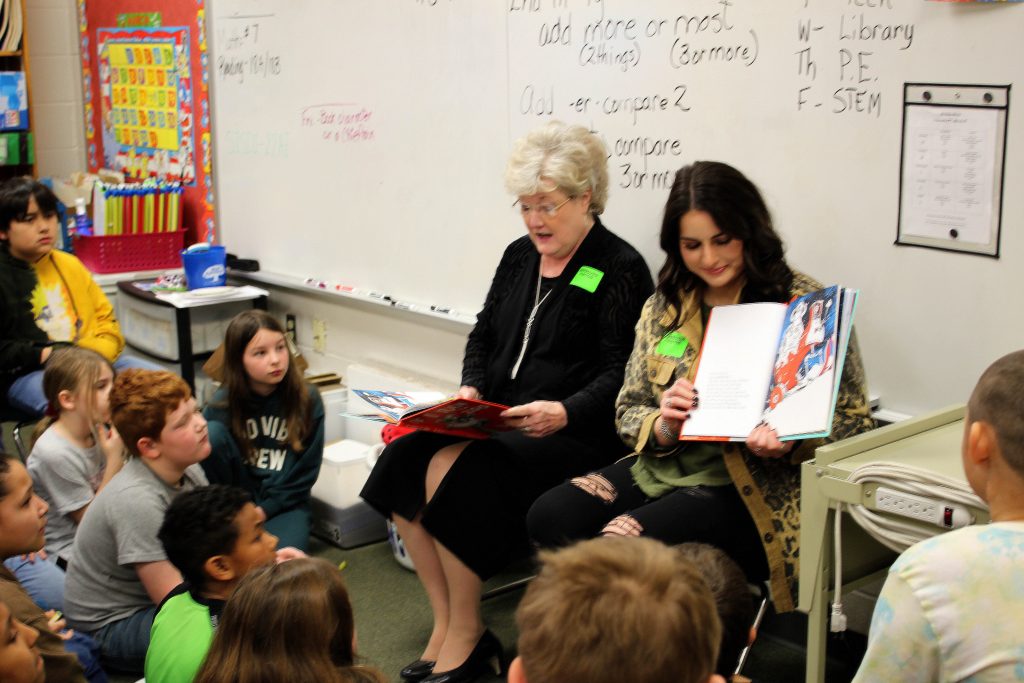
[5,348,123,614]
[27,347,125,566]
[64,369,212,675]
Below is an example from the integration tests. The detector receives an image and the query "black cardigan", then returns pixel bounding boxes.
[0,245,54,388]
[461,218,653,446]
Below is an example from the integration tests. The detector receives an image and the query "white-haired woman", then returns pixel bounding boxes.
[360,121,653,683]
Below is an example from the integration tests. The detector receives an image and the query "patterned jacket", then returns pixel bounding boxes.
[615,271,874,612]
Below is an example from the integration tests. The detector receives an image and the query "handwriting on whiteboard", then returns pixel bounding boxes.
[300,103,376,144]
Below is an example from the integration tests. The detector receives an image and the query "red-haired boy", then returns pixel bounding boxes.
[64,370,209,675]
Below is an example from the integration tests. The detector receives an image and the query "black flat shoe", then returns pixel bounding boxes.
[400,658,436,681]
[421,630,503,683]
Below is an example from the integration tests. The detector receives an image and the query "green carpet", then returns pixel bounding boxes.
[315,536,519,683]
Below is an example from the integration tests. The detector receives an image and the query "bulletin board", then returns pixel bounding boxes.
[76,0,214,244]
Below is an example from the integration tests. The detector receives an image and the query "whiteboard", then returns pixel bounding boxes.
[209,0,1024,413]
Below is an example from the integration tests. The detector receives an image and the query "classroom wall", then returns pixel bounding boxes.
[253,278,467,390]
[206,1,1024,418]
[25,0,87,178]
[31,2,1024,418]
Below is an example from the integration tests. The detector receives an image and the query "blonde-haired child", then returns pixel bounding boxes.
[6,347,124,616]
[28,347,124,567]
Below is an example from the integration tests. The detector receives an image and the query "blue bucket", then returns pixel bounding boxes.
[181,245,227,290]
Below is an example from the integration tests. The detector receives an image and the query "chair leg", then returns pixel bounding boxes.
[734,586,770,677]
[12,421,29,461]
[481,574,534,601]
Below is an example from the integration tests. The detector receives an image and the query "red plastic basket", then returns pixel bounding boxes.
[73,231,185,274]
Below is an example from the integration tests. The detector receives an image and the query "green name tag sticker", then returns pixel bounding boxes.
[656,332,689,358]
[569,266,605,293]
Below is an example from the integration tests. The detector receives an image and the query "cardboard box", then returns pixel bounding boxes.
[50,172,126,220]
[0,72,28,131]
[50,176,97,216]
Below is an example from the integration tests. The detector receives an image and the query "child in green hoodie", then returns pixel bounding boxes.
[203,311,324,551]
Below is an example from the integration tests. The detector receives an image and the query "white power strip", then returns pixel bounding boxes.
[875,486,975,529]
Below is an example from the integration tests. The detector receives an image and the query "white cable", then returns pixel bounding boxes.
[846,462,986,554]
[830,501,847,632]
[830,462,985,632]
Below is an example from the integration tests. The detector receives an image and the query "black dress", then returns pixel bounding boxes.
[359,219,653,579]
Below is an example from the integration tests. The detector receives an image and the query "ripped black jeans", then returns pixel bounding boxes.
[527,455,770,583]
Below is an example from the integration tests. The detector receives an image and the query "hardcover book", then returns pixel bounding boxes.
[350,389,513,440]
[680,286,858,442]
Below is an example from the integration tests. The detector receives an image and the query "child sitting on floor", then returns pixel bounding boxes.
[678,543,758,683]
[203,310,324,552]
[0,454,102,682]
[855,349,1024,682]
[0,597,45,683]
[63,370,209,675]
[7,348,125,614]
[510,536,725,683]
[145,484,304,683]
[193,558,386,683]
[29,347,123,567]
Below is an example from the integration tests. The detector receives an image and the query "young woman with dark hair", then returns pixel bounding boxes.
[529,161,875,615]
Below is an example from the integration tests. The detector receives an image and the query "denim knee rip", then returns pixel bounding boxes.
[601,514,643,537]
[570,473,617,503]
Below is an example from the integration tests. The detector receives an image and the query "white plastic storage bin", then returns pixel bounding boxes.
[319,386,348,445]
[310,440,387,549]
[116,294,252,361]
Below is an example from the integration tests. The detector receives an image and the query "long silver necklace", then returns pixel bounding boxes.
[510,263,552,380]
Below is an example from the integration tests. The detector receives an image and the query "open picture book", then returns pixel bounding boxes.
[350,389,513,440]
[680,285,858,442]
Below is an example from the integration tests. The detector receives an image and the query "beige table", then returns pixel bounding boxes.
[798,405,989,683]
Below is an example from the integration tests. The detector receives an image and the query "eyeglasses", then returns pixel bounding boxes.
[514,196,574,218]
